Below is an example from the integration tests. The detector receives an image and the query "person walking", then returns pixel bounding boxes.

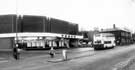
[13,44,20,60]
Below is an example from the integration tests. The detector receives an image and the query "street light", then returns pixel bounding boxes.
[15,0,18,44]
[12,0,21,60]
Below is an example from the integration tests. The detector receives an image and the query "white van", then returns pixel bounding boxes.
[93,33,116,50]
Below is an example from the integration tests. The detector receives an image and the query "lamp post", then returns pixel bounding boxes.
[15,0,18,43]
[13,0,20,60]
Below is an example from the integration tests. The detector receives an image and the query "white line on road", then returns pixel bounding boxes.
[0,60,9,63]
[0,58,5,59]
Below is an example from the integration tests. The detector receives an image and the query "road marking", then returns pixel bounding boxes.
[112,68,117,70]
[0,57,6,59]
[0,58,8,63]
[0,60,9,63]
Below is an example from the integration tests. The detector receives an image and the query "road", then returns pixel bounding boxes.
[0,44,135,70]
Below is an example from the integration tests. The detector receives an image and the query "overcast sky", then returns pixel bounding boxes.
[0,0,135,32]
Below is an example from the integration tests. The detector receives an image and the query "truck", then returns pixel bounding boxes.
[93,33,116,50]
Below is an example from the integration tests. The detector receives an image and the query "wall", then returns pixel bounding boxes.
[0,38,13,49]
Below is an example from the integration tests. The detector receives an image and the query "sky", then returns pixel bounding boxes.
[0,0,135,32]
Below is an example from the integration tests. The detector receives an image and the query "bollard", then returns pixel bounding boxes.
[62,49,67,61]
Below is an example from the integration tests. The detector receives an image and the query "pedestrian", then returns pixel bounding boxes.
[49,47,55,58]
[13,44,20,60]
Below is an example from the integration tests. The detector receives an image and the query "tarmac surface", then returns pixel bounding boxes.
[0,45,135,70]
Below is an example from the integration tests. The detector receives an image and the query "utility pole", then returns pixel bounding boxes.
[13,0,20,60]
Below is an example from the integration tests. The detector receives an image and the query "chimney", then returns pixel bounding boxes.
[113,24,116,29]
[101,28,103,31]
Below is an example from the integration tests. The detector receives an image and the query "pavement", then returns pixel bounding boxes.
[0,47,95,70]
[115,56,135,70]
[129,62,135,70]
[20,47,94,61]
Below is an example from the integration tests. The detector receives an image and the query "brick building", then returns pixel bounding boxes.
[100,27,132,45]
